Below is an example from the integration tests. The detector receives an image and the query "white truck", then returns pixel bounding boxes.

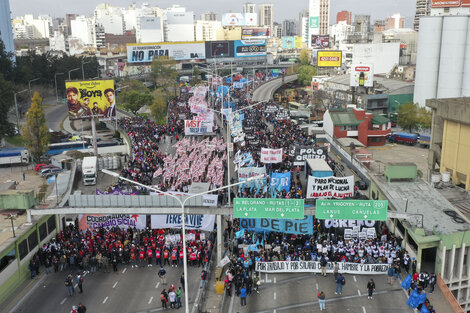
[82,156,97,185]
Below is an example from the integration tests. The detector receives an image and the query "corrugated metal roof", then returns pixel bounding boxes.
[327,74,413,92]
[371,114,390,125]
[330,111,362,126]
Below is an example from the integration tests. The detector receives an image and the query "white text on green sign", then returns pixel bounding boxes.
[234,198,305,219]
[315,200,388,221]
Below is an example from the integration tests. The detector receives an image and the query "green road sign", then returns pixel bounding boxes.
[234,198,305,219]
[315,199,388,221]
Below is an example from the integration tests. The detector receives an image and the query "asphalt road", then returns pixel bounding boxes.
[8,264,204,313]
[252,75,298,103]
[226,272,413,313]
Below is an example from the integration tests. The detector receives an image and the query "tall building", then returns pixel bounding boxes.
[282,19,296,36]
[308,0,330,47]
[386,13,405,30]
[0,0,14,59]
[164,10,195,42]
[66,14,76,36]
[70,15,94,46]
[337,10,352,25]
[201,12,217,21]
[243,3,257,14]
[298,9,309,41]
[373,20,386,32]
[414,0,430,31]
[195,20,221,41]
[136,17,162,43]
[259,4,274,34]
[94,3,125,35]
[354,15,371,34]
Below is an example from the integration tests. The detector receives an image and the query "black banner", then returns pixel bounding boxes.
[289,145,327,166]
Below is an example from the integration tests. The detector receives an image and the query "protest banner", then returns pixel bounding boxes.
[261,148,282,163]
[239,216,313,235]
[151,214,215,231]
[323,219,376,229]
[265,105,278,113]
[270,172,291,192]
[306,175,354,199]
[275,109,290,120]
[255,261,389,274]
[184,120,213,135]
[238,166,266,189]
[78,214,146,231]
[289,145,327,166]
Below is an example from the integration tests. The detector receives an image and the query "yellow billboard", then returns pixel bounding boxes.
[65,80,115,120]
[317,50,342,67]
[294,37,303,49]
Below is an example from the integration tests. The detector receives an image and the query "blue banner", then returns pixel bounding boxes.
[400,274,412,290]
[217,85,229,98]
[270,172,291,192]
[239,216,313,235]
[225,77,232,83]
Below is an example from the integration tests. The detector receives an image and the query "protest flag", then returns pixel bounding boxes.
[401,274,412,290]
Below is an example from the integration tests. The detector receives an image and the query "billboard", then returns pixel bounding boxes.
[282,36,295,49]
[65,80,115,120]
[127,42,206,63]
[311,35,330,49]
[222,13,245,26]
[295,37,303,48]
[208,41,231,57]
[166,12,194,24]
[317,50,342,67]
[234,40,267,58]
[350,64,374,87]
[244,13,258,26]
[431,0,461,7]
[242,27,269,39]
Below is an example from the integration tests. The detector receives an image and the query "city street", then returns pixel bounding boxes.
[7,264,204,313]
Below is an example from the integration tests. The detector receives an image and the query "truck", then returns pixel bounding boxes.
[387,132,419,145]
[82,156,97,185]
[0,148,30,165]
[305,158,333,178]
[418,134,430,148]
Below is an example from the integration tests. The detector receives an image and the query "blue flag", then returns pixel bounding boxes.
[407,289,420,308]
[417,292,427,305]
[235,229,245,239]
[401,274,412,290]
[47,175,56,185]
[420,304,430,313]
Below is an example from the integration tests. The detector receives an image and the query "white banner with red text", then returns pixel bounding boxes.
[255,261,389,275]
[306,175,354,199]
[184,120,213,135]
[260,148,282,163]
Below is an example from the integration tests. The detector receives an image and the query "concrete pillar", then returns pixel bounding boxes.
[441,245,447,278]
[417,247,422,273]
[449,244,457,282]
[27,209,32,223]
[217,214,222,265]
[457,243,466,302]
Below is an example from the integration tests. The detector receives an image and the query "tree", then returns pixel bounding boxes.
[22,92,50,162]
[150,90,168,124]
[121,90,154,115]
[150,57,178,92]
[0,74,14,141]
[0,40,15,81]
[190,66,202,86]
[418,107,432,130]
[297,65,317,86]
[299,49,311,65]
[397,102,420,132]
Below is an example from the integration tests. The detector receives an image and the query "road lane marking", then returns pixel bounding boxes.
[357,290,361,296]
[60,298,67,305]
[74,284,78,288]
[156,282,160,289]
[316,283,319,290]
[362,306,366,313]
[265,273,272,283]
[353,276,357,282]
[103,296,108,304]
[148,296,153,304]
[274,292,276,300]
[122,268,127,274]
[113,281,118,288]
[274,277,276,284]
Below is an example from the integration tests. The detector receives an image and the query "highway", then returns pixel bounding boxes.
[252,75,298,102]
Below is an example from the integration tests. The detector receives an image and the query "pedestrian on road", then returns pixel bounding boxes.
[367,279,376,299]
[112,256,118,272]
[77,303,87,313]
[76,272,84,293]
[169,289,177,308]
[253,274,260,294]
[176,287,182,308]
[394,263,401,281]
[201,270,208,289]
[23,172,25,181]
[317,291,326,311]
[180,273,184,290]
[320,255,328,277]
[240,284,247,306]
[387,265,395,284]
[160,289,168,309]
[65,274,74,297]
[158,266,167,285]
[102,255,110,273]
[333,262,339,280]
[335,273,345,295]
[429,273,437,293]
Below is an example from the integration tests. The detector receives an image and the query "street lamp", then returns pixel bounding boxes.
[14,89,29,131]
[68,68,80,81]
[82,59,91,80]
[101,168,264,313]
[28,78,40,98]
[55,73,64,103]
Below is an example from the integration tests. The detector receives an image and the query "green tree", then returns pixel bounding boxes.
[190,66,202,86]
[150,57,178,92]
[418,107,432,130]
[121,90,154,115]
[297,65,317,86]
[150,90,168,124]
[0,74,14,141]
[397,102,420,132]
[299,49,311,65]
[0,40,15,81]
[22,92,50,162]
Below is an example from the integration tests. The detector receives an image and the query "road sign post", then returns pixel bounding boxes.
[315,199,388,220]
[234,198,304,219]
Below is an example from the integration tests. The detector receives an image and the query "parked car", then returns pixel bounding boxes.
[42,167,62,178]
[35,163,54,171]
[40,166,60,176]
[355,180,368,190]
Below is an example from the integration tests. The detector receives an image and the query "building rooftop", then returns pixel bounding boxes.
[372,175,470,235]
[327,74,414,93]
[329,110,362,126]
[371,114,390,125]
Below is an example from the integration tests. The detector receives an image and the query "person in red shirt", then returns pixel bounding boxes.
[163,249,170,267]
[155,248,162,267]
[138,247,145,268]
[179,249,184,267]
[130,247,136,268]
[147,247,153,267]
[171,249,178,267]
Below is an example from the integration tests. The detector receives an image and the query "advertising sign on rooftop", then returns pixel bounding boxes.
[317,50,342,67]
[127,42,205,63]
[431,0,461,7]
[222,13,245,26]
[234,40,267,58]
[65,80,115,120]
[350,64,374,87]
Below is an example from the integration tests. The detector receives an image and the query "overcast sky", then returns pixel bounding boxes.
[10,0,416,25]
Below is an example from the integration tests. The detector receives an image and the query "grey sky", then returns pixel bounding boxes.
[11,0,416,25]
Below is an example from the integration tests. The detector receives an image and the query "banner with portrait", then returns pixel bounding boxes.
[65,80,115,120]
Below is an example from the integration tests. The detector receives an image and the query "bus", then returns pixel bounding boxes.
[46,141,88,156]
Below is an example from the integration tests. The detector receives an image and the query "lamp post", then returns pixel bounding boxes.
[55,73,64,103]
[101,169,264,313]
[82,59,91,80]
[68,68,80,81]
[14,89,29,131]
[28,78,40,98]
